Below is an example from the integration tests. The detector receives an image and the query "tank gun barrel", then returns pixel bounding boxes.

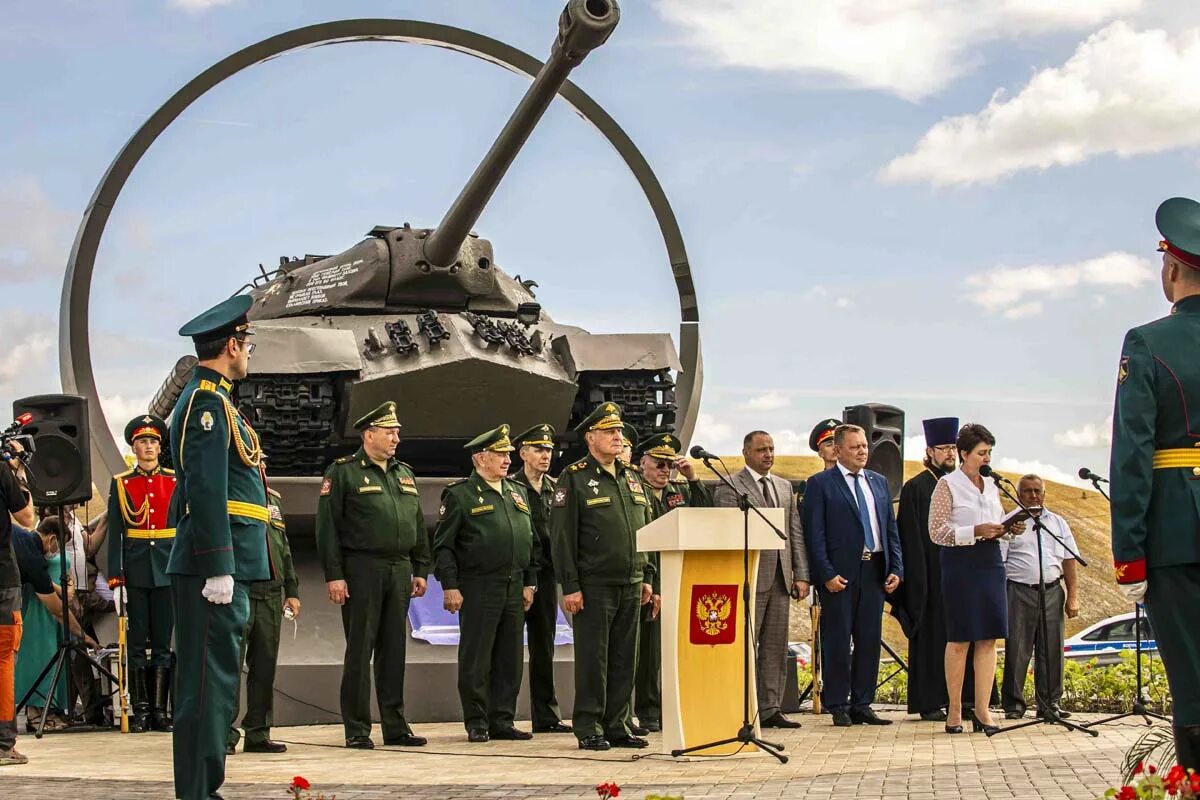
[422,0,620,268]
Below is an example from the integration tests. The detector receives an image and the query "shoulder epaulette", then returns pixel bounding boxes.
[447,478,468,487]
[334,455,355,464]
[568,459,589,472]
[114,468,134,479]
[396,460,413,470]
[162,468,175,475]
[545,474,557,487]
[625,463,642,474]
[267,487,281,499]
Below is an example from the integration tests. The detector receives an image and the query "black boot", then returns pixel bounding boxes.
[151,666,173,732]
[130,666,150,733]
[1175,725,1200,773]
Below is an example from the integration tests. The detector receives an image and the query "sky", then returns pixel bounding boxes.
[3,0,1199,489]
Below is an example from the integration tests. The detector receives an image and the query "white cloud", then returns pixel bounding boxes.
[965,252,1154,317]
[169,0,239,10]
[0,313,54,391]
[738,391,790,412]
[772,428,805,455]
[0,176,73,283]
[993,456,1089,489]
[882,22,1200,184]
[655,0,1139,101]
[904,434,929,462]
[101,395,156,455]
[692,412,738,455]
[1054,416,1113,448]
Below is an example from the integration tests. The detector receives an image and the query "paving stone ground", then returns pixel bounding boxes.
[0,710,1152,798]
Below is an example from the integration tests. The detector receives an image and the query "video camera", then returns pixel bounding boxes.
[0,412,35,465]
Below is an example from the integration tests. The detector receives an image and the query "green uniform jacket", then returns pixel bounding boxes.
[106,465,175,588]
[315,447,431,582]
[251,489,299,599]
[1110,294,1200,583]
[550,454,653,595]
[432,471,541,590]
[167,365,270,581]
[643,477,713,593]
[510,469,556,574]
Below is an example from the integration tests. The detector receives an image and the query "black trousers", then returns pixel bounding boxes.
[571,582,640,740]
[524,568,563,729]
[457,578,524,733]
[1002,579,1065,714]
[817,554,885,713]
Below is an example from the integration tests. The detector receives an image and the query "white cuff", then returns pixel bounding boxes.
[953,526,976,546]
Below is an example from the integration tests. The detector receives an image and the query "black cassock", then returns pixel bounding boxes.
[889,467,998,714]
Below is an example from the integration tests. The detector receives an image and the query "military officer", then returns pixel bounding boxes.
[809,418,841,472]
[510,424,571,734]
[434,425,540,742]
[107,414,175,733]
[167,295,270,800]
[629,433,712,734]
[316,400,431,750]
[551,402,654,751]
[227,485,299,755]
[1111,196,1200,772]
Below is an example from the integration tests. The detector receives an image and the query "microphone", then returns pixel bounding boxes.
[2,412,32,437]
[1078,467,1109,484]
[689,445,720,461]
[979,464,1010,484]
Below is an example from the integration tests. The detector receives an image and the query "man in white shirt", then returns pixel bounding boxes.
[1000,474,1081,721]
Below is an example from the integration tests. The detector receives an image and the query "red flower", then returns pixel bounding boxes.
[1117,786,1137,800]
[292,776,311,790]
[1149,766,1158,775]
[595,782,621,799]
[1134,762,1145,776]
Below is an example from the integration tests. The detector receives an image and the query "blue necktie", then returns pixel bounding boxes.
[852,473,876,551]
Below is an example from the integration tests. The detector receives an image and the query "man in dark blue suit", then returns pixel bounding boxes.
[804,424,903,726]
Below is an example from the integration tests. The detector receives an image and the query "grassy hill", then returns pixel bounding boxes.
[695,456,1121,650]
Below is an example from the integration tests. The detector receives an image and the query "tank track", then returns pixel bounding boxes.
[233,374,350,476]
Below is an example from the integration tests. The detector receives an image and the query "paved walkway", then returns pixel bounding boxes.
[0,711,1150,798]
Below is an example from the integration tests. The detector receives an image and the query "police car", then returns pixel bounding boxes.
[1063,611,1157,665]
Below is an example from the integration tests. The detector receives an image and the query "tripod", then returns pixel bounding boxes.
[984,474,1097,739]
[671,457,789,763]
[1078,479,1169,728]
[15,506,119,737]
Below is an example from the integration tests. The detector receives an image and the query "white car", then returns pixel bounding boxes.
[1063,611,1158,666]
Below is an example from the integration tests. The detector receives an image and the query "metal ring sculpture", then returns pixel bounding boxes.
[59,19,703,488]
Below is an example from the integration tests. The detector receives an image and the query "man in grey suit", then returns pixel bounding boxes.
[713,430,811,728]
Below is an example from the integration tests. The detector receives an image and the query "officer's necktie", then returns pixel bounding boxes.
[760,477,775,507]
[851,473,876,551]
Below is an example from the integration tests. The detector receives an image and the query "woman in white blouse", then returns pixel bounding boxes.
[928,424,1022,734]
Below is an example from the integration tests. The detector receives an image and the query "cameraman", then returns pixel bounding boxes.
[2,439,35,766]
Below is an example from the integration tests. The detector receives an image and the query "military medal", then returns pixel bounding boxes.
[200,411,214,431]
[587,478,600,495]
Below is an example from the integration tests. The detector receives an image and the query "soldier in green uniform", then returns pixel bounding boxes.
[227,486,300,755]
[510,424,572,734]
[1111,196,1200,772]
[315,401,431,750]
[630,433,712,733]
[619,422,638,466]
[434,425,540,742]
[167,295,270,800]
[551,402,654,751]
[106,414,175,733]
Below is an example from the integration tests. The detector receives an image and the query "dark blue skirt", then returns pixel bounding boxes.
[939,540,1007,642]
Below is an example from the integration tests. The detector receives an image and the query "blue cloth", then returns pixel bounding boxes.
[851,474,876,551]
[940,541,1007,642]
[803,467,903,585]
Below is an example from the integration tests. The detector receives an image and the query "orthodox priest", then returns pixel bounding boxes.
[892,417,996,720]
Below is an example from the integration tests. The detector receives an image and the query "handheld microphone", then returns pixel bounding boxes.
[1,412,32,437]
[689,445,719,461]
[979,464,1010,484]
[1078,467,1109,484]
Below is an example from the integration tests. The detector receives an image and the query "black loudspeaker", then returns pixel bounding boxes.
[843,403,905,500]
[13,394,92,506]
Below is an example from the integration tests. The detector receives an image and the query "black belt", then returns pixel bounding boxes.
[1008,576,1061,590]
[861,550,883,561]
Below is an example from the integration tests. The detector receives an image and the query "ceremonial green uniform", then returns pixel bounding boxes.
[228,488,298,752]
[551,403,653,746]
[1111,197,1200,769]
[168,295,270,800]
[315,401,430,746]
[511,423,568,732]
[434,425,540,737]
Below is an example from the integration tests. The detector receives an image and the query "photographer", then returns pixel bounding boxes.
[2,438,36,766]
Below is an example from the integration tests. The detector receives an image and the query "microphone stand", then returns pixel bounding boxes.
[984,473,1097,738]
[671,455,789,763]
[1078,478,1169,729]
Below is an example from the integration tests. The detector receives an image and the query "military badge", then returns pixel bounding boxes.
[689,584,738,645]
[269,504,283,523]
[510,491,529,511]
[626,475,644,494]
[587,478,600,495]
[666,492,685,509]
[320,477,332,496]
[200,411,214,431]
[439,503,447,519]
[1118,355,1130,385]
[364,476,370,484]
[552,487,568,507]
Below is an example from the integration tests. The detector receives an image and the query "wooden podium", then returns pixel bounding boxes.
[638,506,786,757]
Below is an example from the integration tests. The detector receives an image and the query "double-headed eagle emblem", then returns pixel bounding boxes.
[695,591,733,637]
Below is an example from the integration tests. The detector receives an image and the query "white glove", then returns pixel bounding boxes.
[202,575,235,605]
[1118,581,1147,603]
[114,586,127,615]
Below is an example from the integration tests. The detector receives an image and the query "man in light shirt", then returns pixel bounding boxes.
[1000,474,1081,721]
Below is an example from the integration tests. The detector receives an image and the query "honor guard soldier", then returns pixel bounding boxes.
[167,295,271,800]
[810,418,841,472]
[510,424,571,734]
[1111,196,1200,772]
[631,433,712,734]
[227,485,300,755]
[315,401,431,750]
[551,402,654,751]
[434,425,540,742]
[107,414,176,733]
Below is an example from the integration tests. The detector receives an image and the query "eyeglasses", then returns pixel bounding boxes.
[931,445,956,454]
[648,459,672,470]
[234,337,256,355]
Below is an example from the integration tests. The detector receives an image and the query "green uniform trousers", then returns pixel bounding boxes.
[572,582,640,741]
[525,568,564,729]
[458,578,524,733]
[227,590,282,748]
[128,584,174,668]
[171,575,248,800]
[1145,565,1200,725]
[340,555,414,741]
[633,612,661,725]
